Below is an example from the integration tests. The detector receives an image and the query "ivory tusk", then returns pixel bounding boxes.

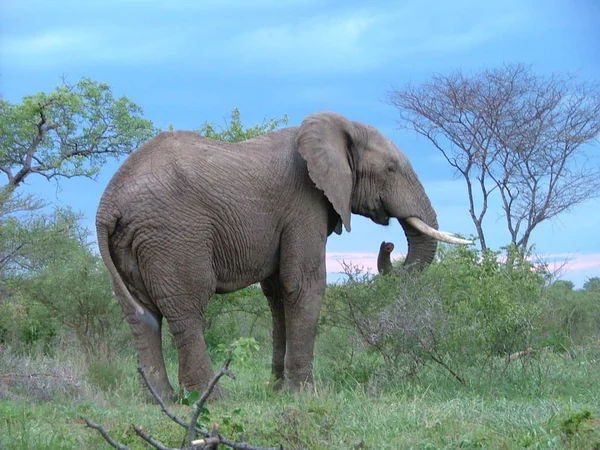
[405,217,473,245]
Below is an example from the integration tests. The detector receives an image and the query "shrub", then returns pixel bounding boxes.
[7,248,129,361]
[538,279,600,352]
[322,244,548,384]
[205,286,270,353]
[433,244,546,362]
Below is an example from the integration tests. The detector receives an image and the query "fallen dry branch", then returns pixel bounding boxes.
[506,347,535,363]
[83,358,283,450]
[0,372,77,382]
[83,418,130,450]
[186,359,235,446]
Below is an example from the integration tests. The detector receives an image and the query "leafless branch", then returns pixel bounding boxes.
[84,361,282,450]
[83,418,131,450]
[187,358,235,446]
[387,63,600,252]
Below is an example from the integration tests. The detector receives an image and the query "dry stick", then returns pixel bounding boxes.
[425,329,465,384]
[134,425,175,450]
[137,366,212,437]
[138,365,282,450]
[83,418,131,450]
[506,347,535,363]
[192,437,221,448]
[186,358,235,447]
[500,347,536,379]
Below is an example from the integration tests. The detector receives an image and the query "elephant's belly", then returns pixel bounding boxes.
[212,238,280,294]
[214,258,278,294]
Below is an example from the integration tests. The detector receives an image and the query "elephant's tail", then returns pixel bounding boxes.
[96,213,158,331]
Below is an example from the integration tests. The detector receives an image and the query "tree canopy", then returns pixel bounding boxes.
[196,107,288,143]
[387,63,600,252]
[0,78,155,284]
[0,77,155,206]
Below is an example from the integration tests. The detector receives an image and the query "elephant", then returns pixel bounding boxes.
[95,111,471,400]
[377,241,395,275]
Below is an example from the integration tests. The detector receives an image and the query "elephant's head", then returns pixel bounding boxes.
[296,111,470,271]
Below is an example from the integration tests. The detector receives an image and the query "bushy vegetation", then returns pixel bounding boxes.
[1,80,599,448]
[2,227,599,448]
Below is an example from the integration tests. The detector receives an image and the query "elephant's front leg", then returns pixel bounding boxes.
[260,276,286,390]
[279,257,327,391]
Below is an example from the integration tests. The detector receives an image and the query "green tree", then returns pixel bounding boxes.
[0,77,155,273]
[2,210,126,356]
[1,207,83,278]
[583,277,600,293]
[196,107,288,143]
[0,77,155,204]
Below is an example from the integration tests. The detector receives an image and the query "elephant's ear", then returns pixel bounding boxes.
[296,111,353,233]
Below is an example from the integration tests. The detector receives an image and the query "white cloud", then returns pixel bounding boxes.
[218,11,382,74]
[213,1,531,74]
[1,28,176,66]
[2,1,533,71]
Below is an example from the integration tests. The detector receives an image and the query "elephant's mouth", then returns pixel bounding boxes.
[371,206,390,226]
[374,212,390,226]
[370,198,391,225]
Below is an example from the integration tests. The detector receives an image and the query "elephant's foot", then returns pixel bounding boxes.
[282,378,316,394]
[181,382,224,401]
[282,370,315,393]
[138,367,176,403]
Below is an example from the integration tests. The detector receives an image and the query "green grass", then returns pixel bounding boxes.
[1,344,599,450]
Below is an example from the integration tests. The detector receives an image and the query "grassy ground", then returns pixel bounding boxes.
[1,343,599,450]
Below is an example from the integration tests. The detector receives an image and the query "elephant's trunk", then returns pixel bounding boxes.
[398,203,439,272]
[390,191,438,271]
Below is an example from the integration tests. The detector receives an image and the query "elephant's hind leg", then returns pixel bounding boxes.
[260,275,286,390]
[141,253,220,398]
[115,250,174,401]
[161,291,219,398]
[125,308,174,401]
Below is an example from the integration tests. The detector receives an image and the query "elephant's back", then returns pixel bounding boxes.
[99,127,307,224]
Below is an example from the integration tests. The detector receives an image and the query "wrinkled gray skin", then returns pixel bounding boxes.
[377,241,395,275]
[96,111,440,400]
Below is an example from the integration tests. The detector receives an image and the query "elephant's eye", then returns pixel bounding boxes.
[386,163,397,173]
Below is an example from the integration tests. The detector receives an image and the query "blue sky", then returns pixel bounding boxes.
[1,0,599,286]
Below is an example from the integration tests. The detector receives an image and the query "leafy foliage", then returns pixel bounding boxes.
[1,208,127,358]
[0,77,155,276]
[0,78,155,196]
[322,244,549,384]
[196,107,288,143]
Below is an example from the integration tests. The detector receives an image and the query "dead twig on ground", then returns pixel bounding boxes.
[83,359,283,449]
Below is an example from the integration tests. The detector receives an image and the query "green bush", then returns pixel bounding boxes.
[205,286,270,353]
[321,244,548,383]
[433,244,546,362]
[0,295,59,354]
[538,278,600,352]
[8,247,129,361]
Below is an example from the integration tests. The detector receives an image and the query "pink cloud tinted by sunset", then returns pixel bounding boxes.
[325,251,600,278]
[326,251,402,274]
[542,253,600,272]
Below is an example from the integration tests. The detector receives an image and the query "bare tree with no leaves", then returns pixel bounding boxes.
[387,63,600,252]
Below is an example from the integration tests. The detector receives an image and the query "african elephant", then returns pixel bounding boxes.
[95,111,470,400]
[377,241,395,275]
